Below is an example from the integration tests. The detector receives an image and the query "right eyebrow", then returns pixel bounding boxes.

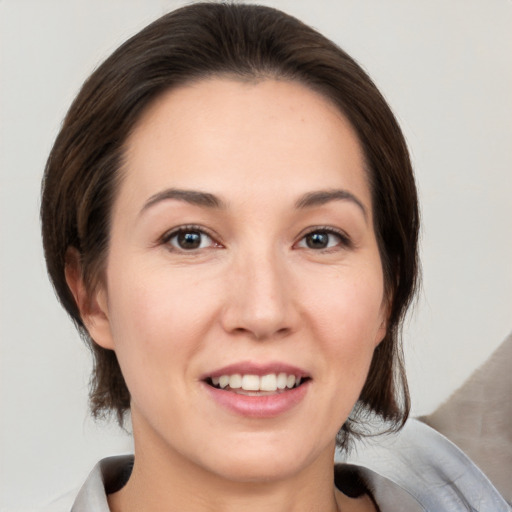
[139,188,226,215]
[295,189,368,222]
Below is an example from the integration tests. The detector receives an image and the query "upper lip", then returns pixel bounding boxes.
[201,361,310,380]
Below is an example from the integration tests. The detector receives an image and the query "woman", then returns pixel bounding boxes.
[40,3,508,511]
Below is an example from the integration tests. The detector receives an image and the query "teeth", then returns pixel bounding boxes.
[276,373,287,389]
[219,375,230,389]
[229,374,242,389]
[242,375,260,391]
[260,374,277,391]
[210,373,304,392]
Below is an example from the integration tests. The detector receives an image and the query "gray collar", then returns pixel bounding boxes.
[70,420,510,512]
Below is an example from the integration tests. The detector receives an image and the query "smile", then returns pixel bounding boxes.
[207,373,306,394]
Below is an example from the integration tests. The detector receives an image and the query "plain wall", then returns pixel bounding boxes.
[1,0,511,509]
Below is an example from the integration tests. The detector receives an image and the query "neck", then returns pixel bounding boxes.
[108,418,344,512]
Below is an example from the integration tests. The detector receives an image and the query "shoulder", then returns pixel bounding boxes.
[339,419,511,511]
[38,490,78,512]
[40,455,133,512]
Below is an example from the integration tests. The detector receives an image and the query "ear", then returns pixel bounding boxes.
[64,247,116,350]
[374,317,387,347]
[374,295,391,347]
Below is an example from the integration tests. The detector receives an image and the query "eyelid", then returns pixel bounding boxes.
[294,226,353,250]
[157,224,352,251]
[159,224,223,250]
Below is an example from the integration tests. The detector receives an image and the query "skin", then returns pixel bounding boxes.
[67,78,385,512]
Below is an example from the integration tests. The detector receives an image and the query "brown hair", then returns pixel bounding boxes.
[41,2,419,448]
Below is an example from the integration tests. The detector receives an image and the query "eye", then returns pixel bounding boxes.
[296,228,350,250]
[163,226,218,251]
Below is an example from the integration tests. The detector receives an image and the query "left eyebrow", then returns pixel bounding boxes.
[295,189,368,221]
[140,188,226,215]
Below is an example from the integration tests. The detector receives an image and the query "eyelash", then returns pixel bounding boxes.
[160,225,221,252]
[159,225,352,252]
[296,226,353,252]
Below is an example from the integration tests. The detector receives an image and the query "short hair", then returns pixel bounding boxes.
[41,2,419,449]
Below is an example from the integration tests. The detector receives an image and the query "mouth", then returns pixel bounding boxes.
[204,373,310,396]
[201,364,311,417]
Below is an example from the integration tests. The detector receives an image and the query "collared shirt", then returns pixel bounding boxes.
[45,420,511,511]
[341,419,511,511]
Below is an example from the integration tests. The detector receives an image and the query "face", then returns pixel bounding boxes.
[82,78,387,483]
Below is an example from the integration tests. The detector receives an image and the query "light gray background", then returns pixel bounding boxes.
[1,0,511,509]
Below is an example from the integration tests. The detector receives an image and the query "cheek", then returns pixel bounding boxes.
[108,255,215,339]
[301,264,386,391]
[294,268,385,436]
[104,264,219,395]
[308,267,385,342]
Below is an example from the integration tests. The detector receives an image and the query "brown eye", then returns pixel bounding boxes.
[297,229,350,250]
[165,228,215,251]
[305,232,330,249]
[177,231,202,249]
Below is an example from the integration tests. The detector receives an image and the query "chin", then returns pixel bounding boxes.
[196,433,330,484]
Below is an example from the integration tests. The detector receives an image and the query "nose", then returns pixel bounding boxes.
[221,249,299,341]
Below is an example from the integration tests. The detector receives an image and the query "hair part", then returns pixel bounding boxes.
[41,2,419,449]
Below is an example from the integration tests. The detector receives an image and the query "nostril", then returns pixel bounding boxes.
[228,326,292,341]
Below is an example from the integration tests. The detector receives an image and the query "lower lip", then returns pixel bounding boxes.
[203,381,310,418]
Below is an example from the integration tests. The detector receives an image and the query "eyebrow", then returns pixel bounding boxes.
[140,187,367,220]
[295,189,367,220]
[141,188,226,214]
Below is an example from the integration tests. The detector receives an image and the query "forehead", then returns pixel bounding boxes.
[119,78,370,211]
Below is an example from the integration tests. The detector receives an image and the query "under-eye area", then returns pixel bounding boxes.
[205,373,311,394]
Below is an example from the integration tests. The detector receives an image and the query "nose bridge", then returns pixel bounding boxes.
[222,241,296,339]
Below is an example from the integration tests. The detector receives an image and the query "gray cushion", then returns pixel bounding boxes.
[421,331,512,503]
